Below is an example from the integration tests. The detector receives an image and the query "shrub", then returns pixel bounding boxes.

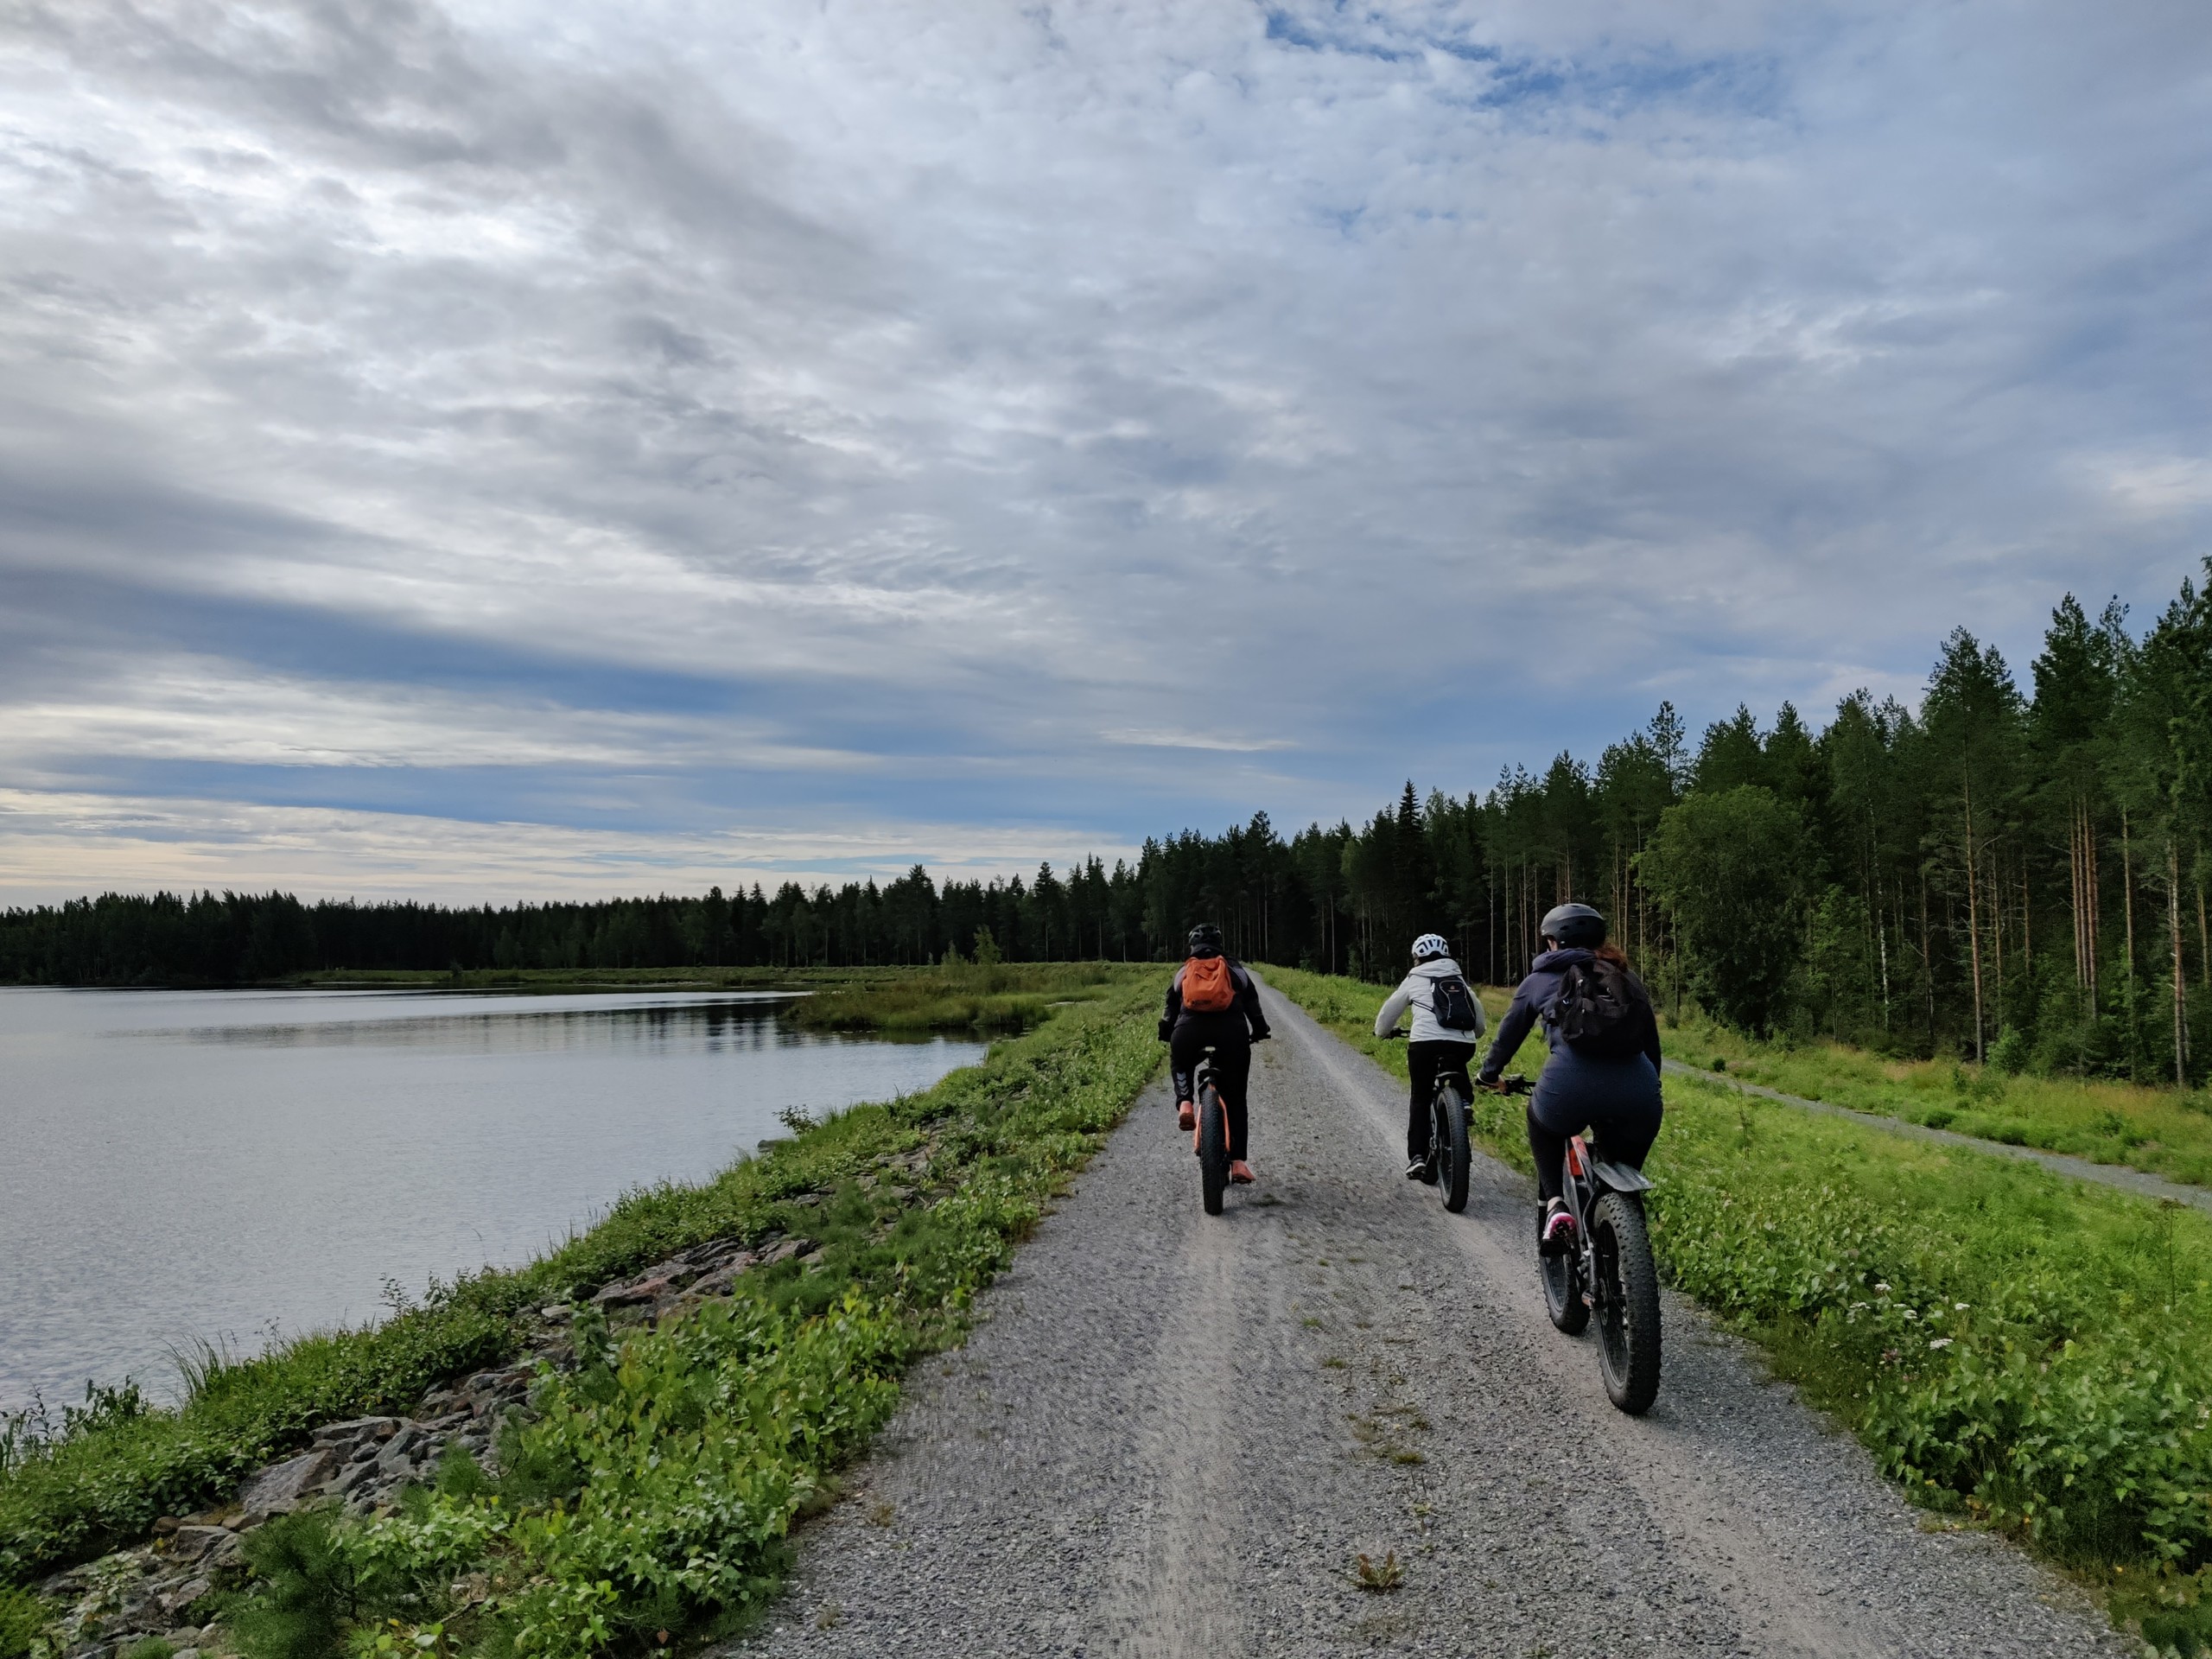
[0,1586,48,1659]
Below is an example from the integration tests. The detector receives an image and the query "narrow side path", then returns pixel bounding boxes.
[1662,1057,2212,1214]
[729,989,2125,1658]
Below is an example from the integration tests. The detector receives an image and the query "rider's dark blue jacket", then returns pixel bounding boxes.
[1479,947,1662,1081]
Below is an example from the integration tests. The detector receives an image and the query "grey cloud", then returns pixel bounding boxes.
[0,0,2207,893]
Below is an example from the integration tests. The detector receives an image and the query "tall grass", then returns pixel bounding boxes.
[788,961,1125,1034]
[1663,1007,2212,1188]
[1265,963,2212,1640]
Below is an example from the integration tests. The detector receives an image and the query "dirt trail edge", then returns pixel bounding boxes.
[730,984,2125,1659]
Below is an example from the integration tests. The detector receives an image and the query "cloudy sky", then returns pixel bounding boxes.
[2,0,2206,902]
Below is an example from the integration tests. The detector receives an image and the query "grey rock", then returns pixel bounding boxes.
[374,1426,426,1475]
[688,1253,760,1297]
[238,1447,338,1515]
[159,1576,213,1618]
[161,1526,237,1568]
[315,1415,400,1446]
[593,1272,680,1308]
[327,1458,382,1497]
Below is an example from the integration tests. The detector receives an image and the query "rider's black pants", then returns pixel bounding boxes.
[1525,1052,1663,1201]
[1406,1040,1476,1160]
[1170,1014,1251,1160]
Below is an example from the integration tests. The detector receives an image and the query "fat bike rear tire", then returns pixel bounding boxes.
[1593,1191,1662,1414]
[1433,1084,1471,1214]
[1198,1085,1230,1216]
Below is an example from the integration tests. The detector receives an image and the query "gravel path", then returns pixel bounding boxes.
[1662,1057,2212,1213]
[731,986,2128,1658]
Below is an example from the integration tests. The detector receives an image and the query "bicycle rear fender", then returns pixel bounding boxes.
[1591,1160,1653,1193]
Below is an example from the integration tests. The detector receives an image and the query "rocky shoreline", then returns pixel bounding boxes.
[29,1224,830,1659]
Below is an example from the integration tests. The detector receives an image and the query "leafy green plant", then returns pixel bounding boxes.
[1352,1551,1403,1592]
[0,1586,49,1659]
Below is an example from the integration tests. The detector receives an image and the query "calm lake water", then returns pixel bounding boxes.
[0,988,984,1408]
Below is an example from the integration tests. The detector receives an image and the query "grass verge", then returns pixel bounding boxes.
[1663,1007,2212,1191]
[2,969,1164,1656]
[1265,963,2212,1649]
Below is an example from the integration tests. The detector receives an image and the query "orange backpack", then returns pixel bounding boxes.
[1181,955,1236,1013]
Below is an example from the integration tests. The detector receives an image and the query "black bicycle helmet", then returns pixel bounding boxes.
[1187,922,1224,953]
[1539,902,1605,949]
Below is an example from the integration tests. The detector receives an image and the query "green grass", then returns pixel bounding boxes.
[1265,964,2212,1644]
[1662,1007,2212,1189]
[1,969,1166,1656]
[787,961,1126,1035]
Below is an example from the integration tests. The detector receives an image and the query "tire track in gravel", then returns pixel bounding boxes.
[730,984,2127,1659]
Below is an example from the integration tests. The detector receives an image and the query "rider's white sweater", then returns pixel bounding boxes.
[1374,957,1487,1046]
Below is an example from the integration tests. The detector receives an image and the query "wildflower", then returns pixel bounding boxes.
[1929,1338,1953,1351]
[1954,1301,1968,1311]
[1874,1281,1891,1294]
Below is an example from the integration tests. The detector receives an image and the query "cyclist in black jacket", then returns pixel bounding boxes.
[1479,903,1662,1255]
[1160,922,1271,1184]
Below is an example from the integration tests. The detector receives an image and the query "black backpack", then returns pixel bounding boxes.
[1428,973,1482,1033]
[1545,957,1649,1058]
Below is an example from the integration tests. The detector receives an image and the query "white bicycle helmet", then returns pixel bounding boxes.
[1411,932,1451,963]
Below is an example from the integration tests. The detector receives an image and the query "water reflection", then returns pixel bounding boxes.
[156,998,814,1054]
[0,988,983,1407]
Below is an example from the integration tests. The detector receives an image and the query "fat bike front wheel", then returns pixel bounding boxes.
[1433,1084,1471,1214]
[1198,1084,1230,1216]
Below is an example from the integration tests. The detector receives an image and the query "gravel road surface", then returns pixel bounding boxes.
[733,985,2127,1658]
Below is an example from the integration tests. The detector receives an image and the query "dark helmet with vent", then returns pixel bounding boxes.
[1538,903,1605,949]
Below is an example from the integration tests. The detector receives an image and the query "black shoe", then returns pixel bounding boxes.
[1406,1156,1437,1184]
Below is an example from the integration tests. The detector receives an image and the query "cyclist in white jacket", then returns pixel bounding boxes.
[1375,933,1487,1181]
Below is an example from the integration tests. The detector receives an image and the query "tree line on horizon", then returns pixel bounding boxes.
[4,564,2208,1084]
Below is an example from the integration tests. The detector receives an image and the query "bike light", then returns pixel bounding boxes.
[1565,1138,1587,1178]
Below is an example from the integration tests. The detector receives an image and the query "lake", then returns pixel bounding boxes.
[0,987,985,1409]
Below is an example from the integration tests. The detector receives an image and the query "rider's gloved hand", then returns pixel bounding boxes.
[1478,1071,1501,1090]
[1250,1026,1273,1042]
[1157,1019,1173,1042]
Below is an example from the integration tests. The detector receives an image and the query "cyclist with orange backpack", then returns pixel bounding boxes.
[1160,922,1272,1184]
